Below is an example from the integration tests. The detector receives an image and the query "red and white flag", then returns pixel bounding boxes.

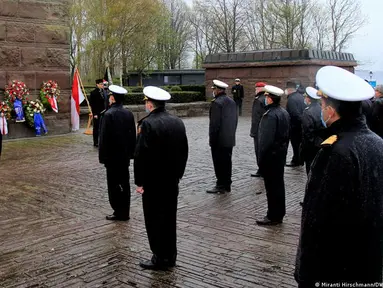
[71,69,85,131]
[48,97,58,113]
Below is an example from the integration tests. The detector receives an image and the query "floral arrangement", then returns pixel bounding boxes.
[4,80,29,108]
[0,101,11,120]
[40,80,60,112]
[24,99,46,128]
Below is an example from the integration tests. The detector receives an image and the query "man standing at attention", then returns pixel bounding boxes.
[99,85,136,221]
[232,78,244,116]
[295,66,383,287]
[300,86,323,175]
[90,79,106,147]
[285,80,306,167]
[256,85,290,226]
[250,82,267,178]
[134,86,188,270]
[207,80,238,194]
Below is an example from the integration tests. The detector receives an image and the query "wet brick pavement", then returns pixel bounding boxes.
[0,116,306,288]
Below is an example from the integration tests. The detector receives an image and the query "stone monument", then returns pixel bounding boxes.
[0,0,70,138]
[203,49,357,116]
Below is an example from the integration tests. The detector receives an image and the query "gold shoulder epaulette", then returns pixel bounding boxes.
[321,135,338,146]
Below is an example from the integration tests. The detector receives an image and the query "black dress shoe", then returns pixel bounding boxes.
[286,161,300,167]
[206,186,227,194]
[139,259,174,271]
[256,216,283,226]
[251,172,263,177]
[105,215,129,221]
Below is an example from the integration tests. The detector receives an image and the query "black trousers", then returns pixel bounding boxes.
[93,117,100,146]
[235,99,243,116]
[263,160,286,221]
[105,163,131,218]
[290,126,302,164]
[142,183,178,264]
[211,146,233,189]
[253,137,262,173]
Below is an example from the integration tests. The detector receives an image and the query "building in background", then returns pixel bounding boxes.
[124,70,205,86]
[203,49,357,116]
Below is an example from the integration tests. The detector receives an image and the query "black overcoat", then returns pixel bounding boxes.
[295,116,383,285]
[301,102,323,161]
[257,103,290,169]
[134,107,188,187]
[90,88,105,116]
[98,103,136,165]
[250,93,266,138]
[209,94,238,147]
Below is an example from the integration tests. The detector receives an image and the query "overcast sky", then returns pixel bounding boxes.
[184,0,382,72]
[347,0,382,72]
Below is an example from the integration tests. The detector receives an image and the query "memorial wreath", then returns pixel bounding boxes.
[40,80,60,113]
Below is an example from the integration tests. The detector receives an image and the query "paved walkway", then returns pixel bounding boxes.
[0,116,306,288]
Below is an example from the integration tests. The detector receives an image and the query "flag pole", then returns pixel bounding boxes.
[76,68,93,135]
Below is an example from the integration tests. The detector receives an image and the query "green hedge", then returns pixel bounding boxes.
[178,85,205,97]
[122,91,204,105]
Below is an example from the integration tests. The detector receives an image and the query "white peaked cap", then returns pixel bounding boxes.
[305,86,321,100]
[212,79,229,89]
[143,86,171,101]
[264,85,284,97]
[316,66,375,101]
[109,85,128,95]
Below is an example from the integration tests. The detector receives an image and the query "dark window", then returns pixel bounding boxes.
[164,75,181,85]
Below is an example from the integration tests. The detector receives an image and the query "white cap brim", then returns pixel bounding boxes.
[305,87,320,99]
[264,85,284,97]
[213,79,229,89]
[109,85,127,95]
[143,86,171,101]
[316,66,375,101]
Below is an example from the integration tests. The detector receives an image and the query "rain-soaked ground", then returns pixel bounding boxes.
[0,116,306,288]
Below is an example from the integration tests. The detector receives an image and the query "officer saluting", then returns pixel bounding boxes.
[134,86,188,270]
[256,85,290,225]
[295,66,383,287]
[99,85,136,221]
[300,86,323,175]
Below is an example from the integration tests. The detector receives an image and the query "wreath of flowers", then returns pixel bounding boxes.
[4,80,29,109]
[0,101,11,120]
[40,80,60,111]
[24,99,46,128]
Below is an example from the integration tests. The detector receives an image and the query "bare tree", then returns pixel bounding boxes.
[191,0,247,53]
[328,0,366,52]
[157,0,192,70]
[311,3,330,50]
[188,2,221,68]
[294,0,314,49]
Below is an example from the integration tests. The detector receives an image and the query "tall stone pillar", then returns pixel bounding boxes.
[0,0,70,138]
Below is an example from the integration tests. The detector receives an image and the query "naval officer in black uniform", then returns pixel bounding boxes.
[295,66,383,287]
[99,85,136,221]
[134,86,188,270]
[207,80,238,194]
[301,86,323,175]
[256,85,290,225]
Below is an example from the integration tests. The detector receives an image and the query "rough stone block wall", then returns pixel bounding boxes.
[204,62,355,116]
[0,0,70,139]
